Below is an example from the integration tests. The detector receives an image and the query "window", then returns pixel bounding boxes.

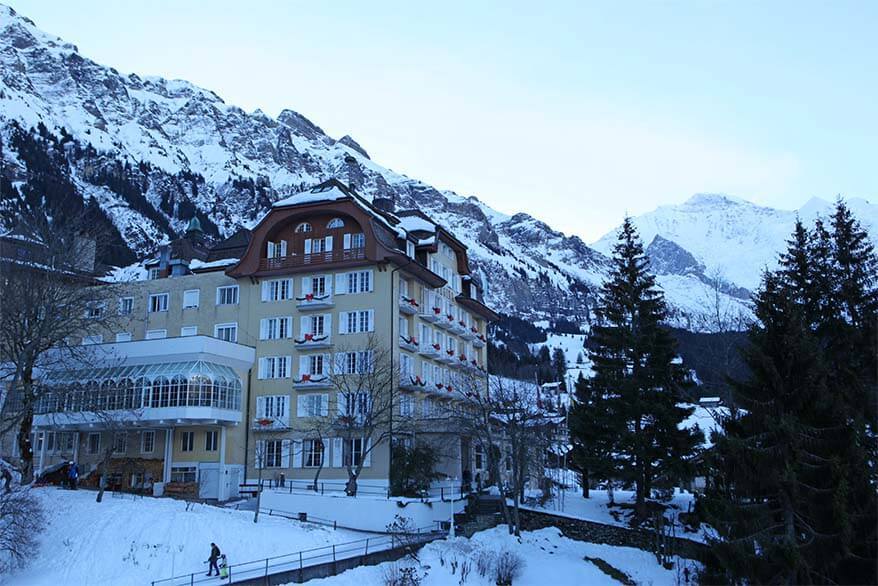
[339,392,370,422]
[205,430,218,452]
[400,353,414,377]
[113,433,128,454]
[307,275,328,297]
[183,289,200,309]
[214,323,238,342]
[44,432,56,453]
[115,332,132,342]
[350,232,365,248]
[295,222,312,233]
[119,297,134,315]
[302,314,326,336]
[343,438,365,467]
[297,393,328,417]
[257,395,289,420]
[82,335,103,345]
[61,433,75,453]
[339,351,374,374]
[260,316,292,340]
[423,397,435,418]
[262,279,292,302]
[346,270,372,294]
[149,293,169,312]
[216,285,239,305]
[141,431,155,454]
[266,240,287,258]
[87,433,101,455]
[148,267,161,280]
[170,465,197,483]
[180,431,194,452]
[305,354,328,376]
[327,218,345,229]
[85,303,105,319]
[340,310,374,334]
[400,394,414,417]
[146,329,167,340]
[474,444,485,470]
[303,439,324,468]
[180,326,198,337]
[406,240,416,258]
[263,440,283,468]
[258,356,291,379]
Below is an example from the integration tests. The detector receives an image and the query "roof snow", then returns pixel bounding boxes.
[398,215,436,234]
[272,184,349,208]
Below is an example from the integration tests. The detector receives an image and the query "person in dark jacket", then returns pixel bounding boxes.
[206,543,221,576]
[68,462,79,490]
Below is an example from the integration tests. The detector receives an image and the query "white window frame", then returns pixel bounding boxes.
[148,293,169,313]
[214,322,238,343]
[115,332,132,342]
[180,325,198,337]
[141,430,155,454]
[205,430,218,452]
[87,432,101,455]
[303,439,324,468]
[148,267,161,280]
[216,285,239,305]
[258,356,291,379]
[145,329,167,340]
[119,297,134,315]
[182,289,200,309]
[180,431,195,453]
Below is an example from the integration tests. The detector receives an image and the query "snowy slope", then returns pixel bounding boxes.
[594,193,878,292]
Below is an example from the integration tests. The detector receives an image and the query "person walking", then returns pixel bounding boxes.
[68,462,78,490]
[206,542,221,576]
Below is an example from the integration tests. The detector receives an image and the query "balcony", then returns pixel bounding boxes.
[418,344,440,358]
[472,334,487,348]
[420,306,442,323]
[461,327,478,342]
[452,355,469,369]
[292,374,333,390]
[399,335,419,353]
[435,314,455,330]
[296,293,334,310]
[439,350,457,365]
[258,247,366,272]
[251,416,290,432]
[399,374,428,392]
[449,320,468,336]
[399,295,419,315]
[293,334,333,350]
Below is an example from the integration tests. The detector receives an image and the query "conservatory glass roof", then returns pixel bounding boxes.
[43,360,241,384]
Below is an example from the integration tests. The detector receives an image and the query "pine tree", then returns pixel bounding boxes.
[569,218,701,519]
[704,204,878,584]
[551,347,566,382]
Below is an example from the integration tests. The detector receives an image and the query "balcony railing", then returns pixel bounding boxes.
[258,247,366,271]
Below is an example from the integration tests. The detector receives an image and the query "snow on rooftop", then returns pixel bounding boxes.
[272,185,349,208]
[190,257,238,270]
[397,215,436,234]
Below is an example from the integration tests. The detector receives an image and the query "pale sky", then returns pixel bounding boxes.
[6,0,877,241]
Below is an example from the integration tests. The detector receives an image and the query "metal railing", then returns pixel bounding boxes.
[149,524,442,586]
[258,248,366,271]
[261,478,469,501]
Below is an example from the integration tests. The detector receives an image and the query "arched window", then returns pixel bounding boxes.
[295,222,312,233]
[327,218,345,229]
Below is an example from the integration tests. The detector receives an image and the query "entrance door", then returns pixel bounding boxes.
[198,463,219,499]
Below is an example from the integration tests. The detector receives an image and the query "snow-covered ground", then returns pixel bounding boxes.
[528,487,711,543]
[3,487,362,586]
[299,526,699,585]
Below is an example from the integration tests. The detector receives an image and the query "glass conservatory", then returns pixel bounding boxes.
[35,361,243,420]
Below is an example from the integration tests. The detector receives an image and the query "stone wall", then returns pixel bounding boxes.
[517,508,708,561]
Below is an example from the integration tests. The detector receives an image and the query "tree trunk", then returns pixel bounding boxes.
[253,467,263,523]
[17,370,36,484]
[581,469,589,498]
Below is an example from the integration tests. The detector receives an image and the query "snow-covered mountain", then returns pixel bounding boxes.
[0,4,872,333]
[595,193,878,297]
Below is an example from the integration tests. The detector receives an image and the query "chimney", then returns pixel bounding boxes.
[373,195,396,213]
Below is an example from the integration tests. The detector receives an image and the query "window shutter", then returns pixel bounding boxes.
[332,438,343,468]
[338,312,347,334]
[281,439,291,468]
[297,394,307,417]
[325,235,334,252]
[257,358,266,380]
[325,276,333,296]
[324,314,332,337]
[337,393,348,416]
[255,440,266,469]
[302,277,312,295]
[367,270,374,292]
[343,233,351,249]
[363,438,372,467]
[320,394,329,416]
[300,315,310,336]
[255,395,266,418]
[299,355,310,377]
[367,310,375,332]
[285,279,293,299]
[284,316,293,338]
[259,318,268,340]
[304,238,312,254]
[321,353,331,375]
[267,241,276,258]
[283,357,292,381]
[280,240,288,257]
[291,439,302,468]
[261,281,270,302]
[335,273,347,295]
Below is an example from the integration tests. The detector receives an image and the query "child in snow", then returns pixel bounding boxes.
[206,543,221,576]
[68,462,78,490]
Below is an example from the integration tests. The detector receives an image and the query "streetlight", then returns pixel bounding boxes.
[448,476,457,538]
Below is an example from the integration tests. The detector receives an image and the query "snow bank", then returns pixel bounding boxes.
[299,526,698,585]
[6,487,362,586]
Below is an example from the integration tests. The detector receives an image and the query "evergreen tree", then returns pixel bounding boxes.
[704,203,878,584]
[569,218,701,519]
[551,347,566,382]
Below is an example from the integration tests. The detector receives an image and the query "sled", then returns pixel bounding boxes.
[219,555,229,579]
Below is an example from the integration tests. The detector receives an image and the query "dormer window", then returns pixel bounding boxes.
[295,222,313,233]
[327,218,345,229]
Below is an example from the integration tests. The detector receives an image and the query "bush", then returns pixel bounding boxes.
[0,487,45,573]
[493,550,524,585]
[382,562,421,586]
[475,549,495,577]
[390,443,443,497]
